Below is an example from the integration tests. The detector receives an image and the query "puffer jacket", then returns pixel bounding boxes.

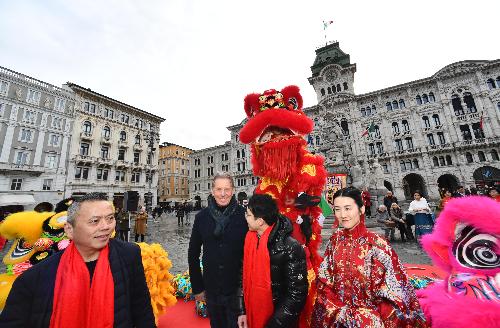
[240,215,308,328]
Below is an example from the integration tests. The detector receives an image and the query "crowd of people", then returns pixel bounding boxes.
[364,185,500,244]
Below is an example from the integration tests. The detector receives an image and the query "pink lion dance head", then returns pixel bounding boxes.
[418,196,500,327]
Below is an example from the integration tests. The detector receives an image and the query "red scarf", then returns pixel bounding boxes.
[243,225,275,328]
[50,242,114,328]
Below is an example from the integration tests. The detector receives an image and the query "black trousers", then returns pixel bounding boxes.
[118,230,128,242]
[177,216,184,226]
[205,293,239,328]
[135,234,145,242]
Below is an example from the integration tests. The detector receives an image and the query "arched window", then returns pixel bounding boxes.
[422,116,431,128]
[135,134,141,145]
[341,119,349,135]
[402,120,410,132]
[315,136,321,145]
[416,95,422,105]
[400,160,406,171]
[478,151,486,162]
[496,76,500,88]
[119,131,126,141]
[429,92,435,102]
[452,94,464,115]
[497,102,500,112]
[432,114,441,126]
[336,84,341,92]
[371,105,376,114]
[374,125,380,138]
[399,99,405,108]
[392,100,399,109]
[82,121,92,133]
[465,152,474,163]
[491,149,499,161]
[365,107,371,116]
[327,87,331,94]
[439,156,446,166]
[392,122,400,133]
[343,82,348,90]
[463,92,477,113]
[332,85,336,93]
[413,159,419,169]
[386,102,392,111]
[487,78,496,89]
[237,150,240,158]
[422,94,429,104]
[445,155,452,165]
[433,156,439,167]
[102,126,111,138]
[361,108,366,117]
[242,149,245,157]
[321,88,325,96]
[406,160,413,170]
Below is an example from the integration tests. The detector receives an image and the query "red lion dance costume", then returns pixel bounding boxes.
[240,85,327,326]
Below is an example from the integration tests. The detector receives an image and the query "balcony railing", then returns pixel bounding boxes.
[80,132,93,140]
[0,162,45,175]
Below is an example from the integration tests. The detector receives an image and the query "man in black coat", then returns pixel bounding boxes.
[238,194,308,328]
[188,173,248,328]
[383,190,398,209]
[0,192,155,328]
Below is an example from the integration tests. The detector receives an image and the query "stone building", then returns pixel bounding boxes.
[188,41,500,204]
[189,127,256,208]
[64,83,165,210]
[158,142,193,206]
[0,66,76,210]
[305,42,500,201]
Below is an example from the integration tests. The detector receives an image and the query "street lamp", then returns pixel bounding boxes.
[143,126,160,214]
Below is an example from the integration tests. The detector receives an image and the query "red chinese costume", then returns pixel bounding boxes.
[240,85,327,326]
[311,216,427,327]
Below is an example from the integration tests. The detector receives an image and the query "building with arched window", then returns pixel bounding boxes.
[304,42,500,200]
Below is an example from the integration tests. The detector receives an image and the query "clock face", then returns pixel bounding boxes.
[325,69,338,82]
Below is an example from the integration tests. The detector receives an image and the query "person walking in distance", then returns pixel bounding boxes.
[134,207,148,242]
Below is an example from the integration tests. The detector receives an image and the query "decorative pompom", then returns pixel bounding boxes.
[34,237,54,251]
[57,239,71,250]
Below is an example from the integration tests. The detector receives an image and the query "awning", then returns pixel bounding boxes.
[0,194,37,207]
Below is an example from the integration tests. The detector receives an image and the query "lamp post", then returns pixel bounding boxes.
[143,126,159,214]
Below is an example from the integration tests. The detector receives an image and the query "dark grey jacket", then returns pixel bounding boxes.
[0,239,155,328]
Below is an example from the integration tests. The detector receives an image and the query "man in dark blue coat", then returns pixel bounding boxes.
[188,172,248,328]
[0,192,155,328]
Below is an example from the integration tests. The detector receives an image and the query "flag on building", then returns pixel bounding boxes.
[323,20,334,30]
[362,121,375,137]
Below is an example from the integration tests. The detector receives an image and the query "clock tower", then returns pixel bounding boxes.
[308,41,357,103]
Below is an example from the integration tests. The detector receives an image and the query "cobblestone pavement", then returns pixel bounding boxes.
[0,211,431,275]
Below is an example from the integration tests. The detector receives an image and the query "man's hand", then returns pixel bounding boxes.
[194,291,205,302]
[237,315,248,328]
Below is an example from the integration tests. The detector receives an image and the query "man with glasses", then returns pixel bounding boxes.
[0,192,155,327]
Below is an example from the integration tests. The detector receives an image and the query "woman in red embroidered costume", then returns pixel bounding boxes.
[311,187,427,328]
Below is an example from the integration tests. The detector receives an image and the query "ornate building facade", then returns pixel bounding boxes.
[305,42,500,200]
[188,42,500,204]
[158,142,193,205]
[64,83,165,209]
[189,127,256,208]
[0,66,76,208]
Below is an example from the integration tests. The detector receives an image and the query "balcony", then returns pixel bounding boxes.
[118,140,129,148]
[73,154,94,164]
[97,157,113,166]
[133,143,143,151]
[100,136,112,145]
[80,132,93,140]
[0,162,45,176]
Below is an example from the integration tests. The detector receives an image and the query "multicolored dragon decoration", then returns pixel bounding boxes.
[240,85,327,325]
[417,196,500,327]
[0,199,176,323]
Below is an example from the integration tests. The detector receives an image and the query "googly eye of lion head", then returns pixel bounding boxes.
[56,214,68,224]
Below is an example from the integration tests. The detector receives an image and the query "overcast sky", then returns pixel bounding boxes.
[0,0,498,150]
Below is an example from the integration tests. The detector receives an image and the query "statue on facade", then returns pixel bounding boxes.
[44,97,52,108]
[368,161,385,190]
[322,120,345,166]
[349,156,365,189]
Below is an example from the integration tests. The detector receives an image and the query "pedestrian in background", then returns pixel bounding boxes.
[237,194,307,328]
[383,190,398,209]
[134,207,148,242]
[376,205,395,242]
[176,204,185,226]
[389,203,412,242]
[408,190,433,239]
[115,207,129,242]
[488,187,500,202]
[311,187,425,327]
[438,189,453,211]
[361,187,372,218]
